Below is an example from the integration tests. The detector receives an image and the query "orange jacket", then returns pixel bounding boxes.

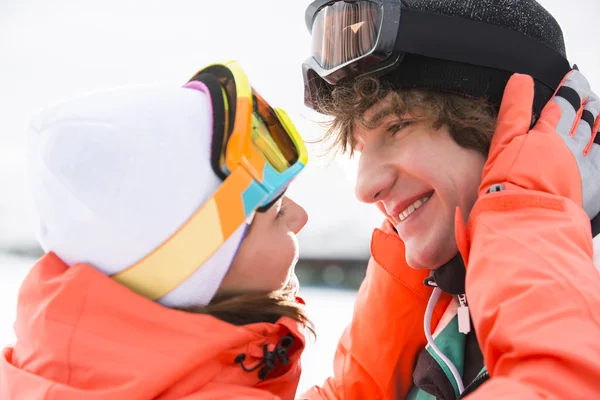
[299,221,451,399]
[301,190,600,399]
[0,253,305,400]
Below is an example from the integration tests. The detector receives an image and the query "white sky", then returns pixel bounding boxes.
[0,0,598,258]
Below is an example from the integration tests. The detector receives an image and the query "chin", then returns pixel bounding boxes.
[403,204,460,270]
[287,273,300,294]
[404,251,437,270]
[404,237,458,270]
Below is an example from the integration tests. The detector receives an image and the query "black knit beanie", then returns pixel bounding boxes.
[382,0,568,118]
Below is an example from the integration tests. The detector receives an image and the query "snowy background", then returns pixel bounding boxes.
[0,0,598,394]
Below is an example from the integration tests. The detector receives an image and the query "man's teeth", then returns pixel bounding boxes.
[398,195,431,221]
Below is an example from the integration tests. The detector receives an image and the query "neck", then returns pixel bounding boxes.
[425,253,467,294]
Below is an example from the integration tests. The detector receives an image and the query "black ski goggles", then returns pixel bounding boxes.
[302,0,572,109]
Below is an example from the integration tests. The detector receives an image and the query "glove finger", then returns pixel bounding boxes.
[581,93,600,154]
[582,91,600,134]
[543,70,591,140]
[490,74,534,162]
[564,89,600,156]
[585,112,600,218]
[582,139,600,218]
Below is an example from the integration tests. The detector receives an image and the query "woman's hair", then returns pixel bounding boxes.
[314,75,498,157]
[182,286,315,336]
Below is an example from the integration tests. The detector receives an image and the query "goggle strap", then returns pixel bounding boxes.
[188,72,229,181]
[112,166,267,300]
[395,8,570,90]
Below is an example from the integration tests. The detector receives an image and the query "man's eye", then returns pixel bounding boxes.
[388,121,413,136]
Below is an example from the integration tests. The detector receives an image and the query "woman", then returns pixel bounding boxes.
[0,60,313,400]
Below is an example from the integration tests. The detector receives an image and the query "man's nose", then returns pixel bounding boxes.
[355,147,395,204]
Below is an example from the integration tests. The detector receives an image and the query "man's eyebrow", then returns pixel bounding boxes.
[365,106,396,126]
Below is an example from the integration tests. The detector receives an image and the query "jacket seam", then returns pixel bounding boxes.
[46,278,93,399]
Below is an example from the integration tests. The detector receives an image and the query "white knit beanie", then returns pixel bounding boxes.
[26,84,247,308]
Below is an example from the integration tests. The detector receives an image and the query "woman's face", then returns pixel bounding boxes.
[218,196,308,295]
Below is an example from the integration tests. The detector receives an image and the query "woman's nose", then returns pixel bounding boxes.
[283,197,308,234]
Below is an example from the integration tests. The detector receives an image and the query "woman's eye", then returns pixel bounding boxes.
[276,203,286,219]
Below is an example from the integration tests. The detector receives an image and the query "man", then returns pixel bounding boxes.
[299,0,600,398]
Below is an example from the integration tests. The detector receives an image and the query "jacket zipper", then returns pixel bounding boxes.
[457,294,471,334]
[458,370,490,399]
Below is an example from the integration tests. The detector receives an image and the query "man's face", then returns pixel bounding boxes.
[353,96,486,270]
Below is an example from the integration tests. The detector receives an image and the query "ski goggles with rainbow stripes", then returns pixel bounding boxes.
[113,60,308,300]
